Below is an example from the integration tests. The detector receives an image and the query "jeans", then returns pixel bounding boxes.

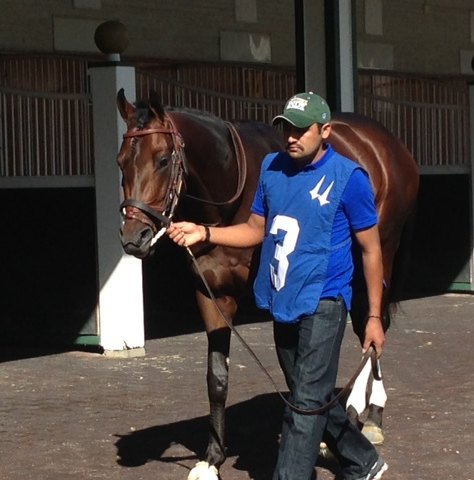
[272,297,378,480]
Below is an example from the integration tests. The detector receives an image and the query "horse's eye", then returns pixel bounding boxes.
[157,157,169,169]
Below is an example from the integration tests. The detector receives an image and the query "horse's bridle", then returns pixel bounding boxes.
[120,118,186,244]
[120,116,247,245]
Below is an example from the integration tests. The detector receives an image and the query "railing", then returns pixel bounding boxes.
[0,53,471,179]
[140,63,296,100]
[358,71,470,170]
[0,87,93,177]
[136,70,286,124]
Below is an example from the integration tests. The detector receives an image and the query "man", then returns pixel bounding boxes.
[167,92,388,480]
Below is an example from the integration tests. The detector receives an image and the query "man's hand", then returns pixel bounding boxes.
[363,316,385,358]
[167,222,205,247]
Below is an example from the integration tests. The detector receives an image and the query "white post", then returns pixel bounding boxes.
[338,0,355,112]
[89,65,145,356]
[301,0,355,112]
[303,0,327,97]
[469,84,474,290]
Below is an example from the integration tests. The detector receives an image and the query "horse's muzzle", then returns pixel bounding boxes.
[120,219,155,258]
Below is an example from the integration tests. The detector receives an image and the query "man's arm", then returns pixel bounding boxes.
[353,224,385,357]
[167,213,266,249]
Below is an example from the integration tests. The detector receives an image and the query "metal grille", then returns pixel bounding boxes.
[0,88,93,176]
[0,54,471,178]
[0,54,89,93]
[175,64,296,100]
[0,55,93,177]
[136,70,286,124]
[358,71,470,169]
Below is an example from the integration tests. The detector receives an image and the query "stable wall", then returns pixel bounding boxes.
[0,0,295,67]
[356,0,474,75]
[1,1,474,75]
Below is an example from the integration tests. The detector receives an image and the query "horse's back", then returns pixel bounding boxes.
[231,121,283,223]
[330,112,419,240]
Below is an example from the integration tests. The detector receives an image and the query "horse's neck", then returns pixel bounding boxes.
[170,112,241,225]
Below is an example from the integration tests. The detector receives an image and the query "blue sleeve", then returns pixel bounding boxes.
[342,168,378,231]
[251,179,266,216]
[251,154,274,217]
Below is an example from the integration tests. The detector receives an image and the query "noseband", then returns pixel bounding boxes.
[120,117,248,241]
[120,118,186,242]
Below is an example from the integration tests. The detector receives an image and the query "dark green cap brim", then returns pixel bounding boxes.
[272,110,331,128]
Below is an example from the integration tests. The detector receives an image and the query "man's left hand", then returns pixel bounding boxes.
[363,316,385,358]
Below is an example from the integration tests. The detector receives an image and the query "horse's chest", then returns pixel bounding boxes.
[194,247,254,291]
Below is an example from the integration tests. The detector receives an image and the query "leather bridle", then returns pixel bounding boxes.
[120,119,186,240]
[120,117,247,245]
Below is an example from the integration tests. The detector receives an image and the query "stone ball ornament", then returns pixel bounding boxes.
[94,20,129,57]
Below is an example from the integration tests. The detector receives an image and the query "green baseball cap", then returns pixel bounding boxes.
[272,92,331,128]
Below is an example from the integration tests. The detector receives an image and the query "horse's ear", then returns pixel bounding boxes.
[148,89,166,120]
[117,88,135,121]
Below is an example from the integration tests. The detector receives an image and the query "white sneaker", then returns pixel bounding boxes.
[354,457,388,480]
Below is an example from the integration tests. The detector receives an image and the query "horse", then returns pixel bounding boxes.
[116,89,419,479]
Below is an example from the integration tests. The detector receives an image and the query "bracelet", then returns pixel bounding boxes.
[367,315,381,319]
[204,225,211,242]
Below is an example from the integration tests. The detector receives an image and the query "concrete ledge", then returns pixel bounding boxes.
[102,347,146,358]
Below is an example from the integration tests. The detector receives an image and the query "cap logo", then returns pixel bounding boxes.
[286,98,308,111]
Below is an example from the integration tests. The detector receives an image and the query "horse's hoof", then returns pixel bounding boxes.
[319,442,335,460]
[361,423,385,445]
[188,461,219,480]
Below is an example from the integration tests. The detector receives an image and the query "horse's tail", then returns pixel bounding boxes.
[350,206,417,339]
[382,207,418,333]
[388,208,418,304]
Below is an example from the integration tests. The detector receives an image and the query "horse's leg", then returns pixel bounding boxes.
[188,290,237,480]
[345,357,372,428]
[361,365,387,445]
[345,269,391,444]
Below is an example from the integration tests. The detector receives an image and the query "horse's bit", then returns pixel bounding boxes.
[120,116,247,246]
[120,118,186,244]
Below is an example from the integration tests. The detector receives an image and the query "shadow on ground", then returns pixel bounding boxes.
[114,392,343,480]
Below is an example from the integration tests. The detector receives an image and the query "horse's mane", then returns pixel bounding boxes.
[134,101,226,130]
[166,105,219,120]
[134,100,156,129]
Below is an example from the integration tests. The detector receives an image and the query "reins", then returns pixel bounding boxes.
[182,122,247,206]
[186,246,381,416]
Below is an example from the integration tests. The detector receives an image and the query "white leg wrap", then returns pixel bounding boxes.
[187,461,219,480]
[346,358,372,415]
[369,378,387,408]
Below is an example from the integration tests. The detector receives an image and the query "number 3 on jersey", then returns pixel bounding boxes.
[269,215,300,291]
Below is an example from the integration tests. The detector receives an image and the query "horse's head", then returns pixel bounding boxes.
[116,89,186,258]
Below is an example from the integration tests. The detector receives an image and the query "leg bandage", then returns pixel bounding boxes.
[346,359,372,415]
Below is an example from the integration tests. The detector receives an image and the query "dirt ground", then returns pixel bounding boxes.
[0,293,473,480]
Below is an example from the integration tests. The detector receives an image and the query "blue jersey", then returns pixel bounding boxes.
[251,144,377,323]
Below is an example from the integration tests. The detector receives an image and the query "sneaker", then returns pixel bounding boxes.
[354,456,388,480]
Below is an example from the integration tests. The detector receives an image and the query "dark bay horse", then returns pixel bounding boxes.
[116,89,419,479]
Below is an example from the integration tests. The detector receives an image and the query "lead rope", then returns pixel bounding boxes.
[185,246,381,416]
